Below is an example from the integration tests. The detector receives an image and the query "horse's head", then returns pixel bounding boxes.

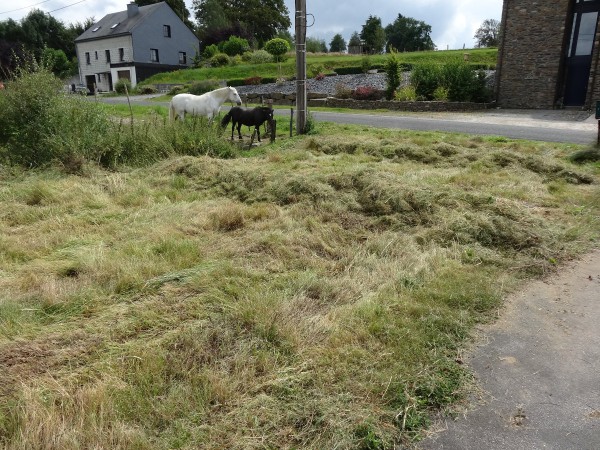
[228,87,242,105]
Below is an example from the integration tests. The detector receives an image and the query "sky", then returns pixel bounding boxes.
[0,0,503,50]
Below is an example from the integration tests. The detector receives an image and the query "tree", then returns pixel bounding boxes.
[329,33,346,53]
[193,0,290,48]
[264,37,289,62]
[136,0,193,29]
[306,37,327,53]
[385,14,434,52]
[474,19,500,47]
[349,31,361,47]
[360,16,386,54]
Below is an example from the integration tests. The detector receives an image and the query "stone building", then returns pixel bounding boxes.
[496,0,600,109]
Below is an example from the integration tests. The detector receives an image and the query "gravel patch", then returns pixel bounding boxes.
[236,73,403,97]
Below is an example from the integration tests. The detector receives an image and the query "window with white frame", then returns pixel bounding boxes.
[163,25,171,37]
[179,51,187,64]
[150,48,159,62]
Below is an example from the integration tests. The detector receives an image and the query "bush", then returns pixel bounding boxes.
[433,86,449,101]
[221,36,250,56]
[333,66,363,75]
[264,38,290,63]
[334,83,353,99]
[188,79,221,95]
[0,67,112,167]
[394,85,417,101]
[168,85,186,95]
[248,49,273,64]
[114,78,132,94]
[136,85,158,95]
[361,56,372,74]
[244,76,262,85]
[351,86,385,100]
[384,51,402,100]
[411,63,442,100]
[440,61,478,102]
[210,53,230,67]
[202,44,219,59]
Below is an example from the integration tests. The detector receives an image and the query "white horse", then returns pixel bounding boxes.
[169,86,242,121]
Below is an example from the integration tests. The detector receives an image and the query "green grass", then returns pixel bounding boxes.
[0,115,598,449]
[140,48,498,86]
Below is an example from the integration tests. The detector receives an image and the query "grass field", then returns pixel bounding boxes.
[1,104,599,449]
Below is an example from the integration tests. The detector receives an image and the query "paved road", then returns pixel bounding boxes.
[98,95,597,145]
[419,250,600,450]
[308,110,596,145]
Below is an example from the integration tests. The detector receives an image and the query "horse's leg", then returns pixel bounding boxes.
[231,121,235,140]
[237,123,243,140]
[256,125,261,142]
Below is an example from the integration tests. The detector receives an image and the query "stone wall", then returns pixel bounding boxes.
[496,0,571,108]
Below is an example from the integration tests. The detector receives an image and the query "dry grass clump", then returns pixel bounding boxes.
[0,125,599,449]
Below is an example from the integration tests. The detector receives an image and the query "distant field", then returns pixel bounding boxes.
[140,48,498,86]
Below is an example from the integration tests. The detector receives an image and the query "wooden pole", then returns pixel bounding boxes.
[295,0,307,134]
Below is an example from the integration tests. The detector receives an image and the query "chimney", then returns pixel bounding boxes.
[127,2,139,18]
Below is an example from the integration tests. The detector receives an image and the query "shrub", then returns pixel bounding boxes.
[210,53,230,67]
[136,85,158,95]
[188,79,221,95]
[411,63,442,100]
[264,38,290,63]
[351,86,384,101]
[248,49,273,64]
[202,44,219,59]
[394,85,417,101]
[384,51,402,100]
[334,83,353,99]
[168,85,186,95]
[433,86,449,101]
[440,61,477,102]
[0,67,112,167]
[309,64,325,78]
[244,76,262,85]
[114,78,132,94]
[221,36,250,56]
[361,56,372,74]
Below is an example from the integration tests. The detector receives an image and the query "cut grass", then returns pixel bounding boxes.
[0,123,598,449]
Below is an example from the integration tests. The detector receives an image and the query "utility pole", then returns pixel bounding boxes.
[295,0,307,134]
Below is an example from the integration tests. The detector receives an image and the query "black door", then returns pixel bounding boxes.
[564,0,600,106]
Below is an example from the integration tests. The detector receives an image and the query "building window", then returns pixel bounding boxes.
[150,48,159,62]
[119,48,125,61]
[163,25,171,37]
[85,52,90,65]
[94,51,98,60]
[105,50,111,63]
[179,51,187,64]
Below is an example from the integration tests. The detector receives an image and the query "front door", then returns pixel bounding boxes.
[563,0,600,106]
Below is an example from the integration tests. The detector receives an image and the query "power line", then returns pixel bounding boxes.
[0,0,53,15]
[47,0,87,14]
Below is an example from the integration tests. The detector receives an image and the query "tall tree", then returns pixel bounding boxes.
[306,37,327,53]
[385,14,434,52]
[329,33,346,53]
[360,16,386,54]
[136,0,194,29]
[348,31,362,47]
[193,0,290,48]
[474,19,500,47]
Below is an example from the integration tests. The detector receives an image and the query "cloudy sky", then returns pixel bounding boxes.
[0,0,503,50]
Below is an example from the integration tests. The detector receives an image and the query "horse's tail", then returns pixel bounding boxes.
[168,100,176,121]
[221,110,232,128]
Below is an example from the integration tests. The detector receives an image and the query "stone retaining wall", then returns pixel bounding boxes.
[240,92,492,112]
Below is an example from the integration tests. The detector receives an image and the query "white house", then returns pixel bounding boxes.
[75,1,199,92]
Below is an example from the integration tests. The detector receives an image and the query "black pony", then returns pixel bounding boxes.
[221,106,274,142]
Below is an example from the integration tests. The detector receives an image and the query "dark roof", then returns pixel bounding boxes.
[75,2,164,42]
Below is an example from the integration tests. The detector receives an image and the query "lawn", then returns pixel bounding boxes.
[1,105,598,449]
